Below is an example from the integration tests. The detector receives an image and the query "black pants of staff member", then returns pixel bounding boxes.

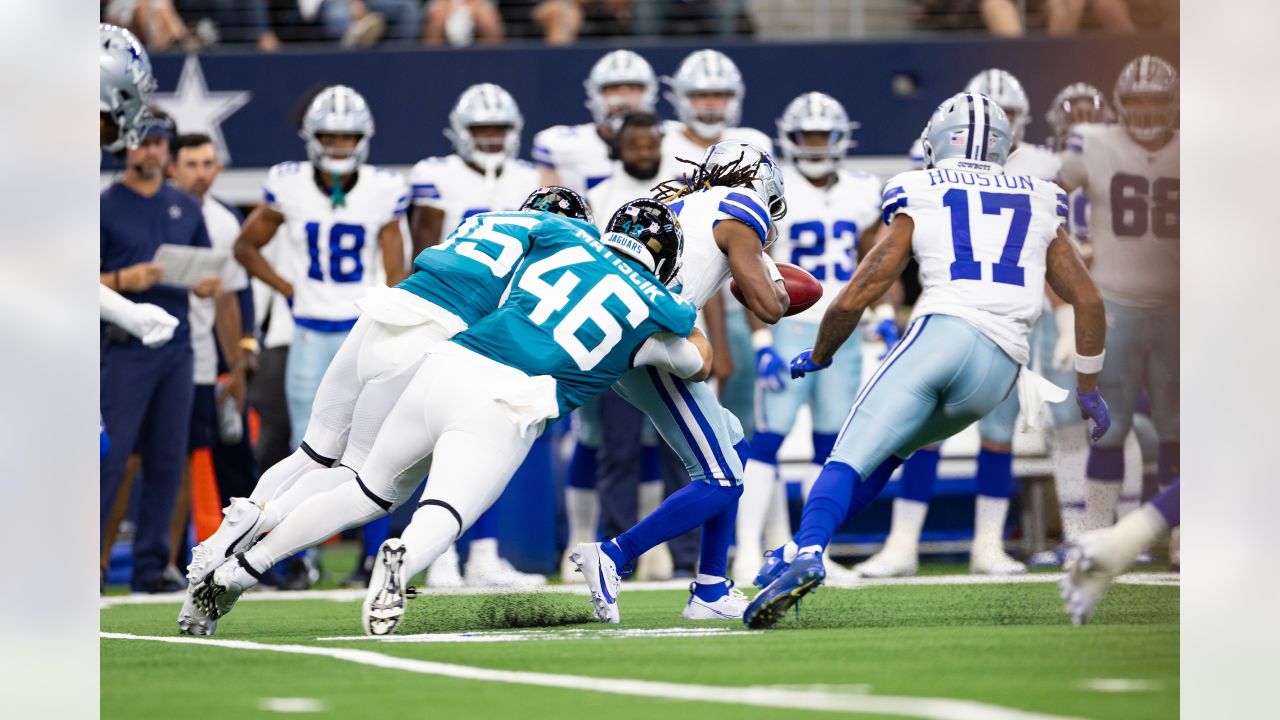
[251,345,292,474]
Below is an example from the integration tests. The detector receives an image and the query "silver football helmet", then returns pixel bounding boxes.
[663,50,745,140]
[776,92,857,181]
[584,50,657,126]
[299,86,375,175]
[965,69,1029,147]
[1114,55,1178,142]
[922,92,1013,169]
[1045,82,1110,147]
[703,141,786,222]
[445,83,523,174]
[100,24,157,152]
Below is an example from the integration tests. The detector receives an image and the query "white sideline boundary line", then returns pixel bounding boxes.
[101,632,1084,720]
[99,572,1179,608]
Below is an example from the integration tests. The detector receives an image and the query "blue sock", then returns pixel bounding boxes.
[568,443,598,490]
[975,448,1013,499]
[733,439,751,468]
[362,516,390,559]
[641,445,661,482]
[613,481,742,565]
[470,504,498,540]
[1150,478,1180,528]
[748,432,783,464]
[899,448,940,503]
[1087,446,1125,481]
[845,457,903,522]
[1157,442,1179,489]
[811,432,837,464]
[698,489,742,578]
[794,461,859,550]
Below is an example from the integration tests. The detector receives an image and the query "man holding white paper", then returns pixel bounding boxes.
[99,110,223,593]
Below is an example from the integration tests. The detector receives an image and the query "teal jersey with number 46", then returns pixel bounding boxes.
[396,211,549,326]
[454,216,697,415]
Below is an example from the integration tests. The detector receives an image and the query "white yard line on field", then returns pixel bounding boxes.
[99,572,1179,608]
[316,627,757,643]
[102,632,1085,720]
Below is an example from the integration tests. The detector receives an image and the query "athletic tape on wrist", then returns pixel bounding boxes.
[1074,350,1105,374]
[751,328,773,350]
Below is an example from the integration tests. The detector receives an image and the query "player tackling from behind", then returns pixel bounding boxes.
[744,92,1111,629]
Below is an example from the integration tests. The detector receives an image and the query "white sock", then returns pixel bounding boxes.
[403,504,463,578]
[736,459,776,561]
[1118,429,1144,518]
[565,487,600,546]
[244,480,383,572]
[1085,480,1123,530]
[972,495,1011,556]
[468,537,499,567]
[695,573,726,586]
[763,475,792,549]
[248,448,325,505]
[260,466,356,533]
[637,480,663,517]
[883,498,928,555]
[1050,422,1089,542]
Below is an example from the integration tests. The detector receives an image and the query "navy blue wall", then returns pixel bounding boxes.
[150,34,1177,168]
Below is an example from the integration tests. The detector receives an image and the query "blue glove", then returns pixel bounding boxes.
[790,348,832,379]
[1076,389,1112,442]
[755,346,786,392]
[875,318,900,359]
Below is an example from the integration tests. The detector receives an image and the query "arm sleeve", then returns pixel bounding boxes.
[408,161,445,209]
[633,333,705,379]
[714,188,771,245]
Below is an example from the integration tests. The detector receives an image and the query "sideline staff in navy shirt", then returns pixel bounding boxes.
[100,112,222,592]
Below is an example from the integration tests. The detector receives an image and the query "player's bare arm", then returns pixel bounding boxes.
[378,219,407,285]
[701,292,735,390]
[213,291,246,411]
[719,221,788,323]
[233,203,292,297]
[101,261,163,293]
[409,205,445,255]
[812,214,914,363]
[1044,226,1106,392]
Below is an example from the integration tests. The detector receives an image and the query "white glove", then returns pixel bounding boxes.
[1052,304,1076,371]
[101,285,179,348]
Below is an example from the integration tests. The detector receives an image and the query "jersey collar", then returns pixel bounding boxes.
[934,157,1005,174]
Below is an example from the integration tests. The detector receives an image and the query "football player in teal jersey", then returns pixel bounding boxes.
[193,201,711,637]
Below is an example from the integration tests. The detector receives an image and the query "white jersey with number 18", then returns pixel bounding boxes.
[883,163,1068,364]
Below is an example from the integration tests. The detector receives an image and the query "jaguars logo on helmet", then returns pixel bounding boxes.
[521,186,594,224]
[603,199,683,287]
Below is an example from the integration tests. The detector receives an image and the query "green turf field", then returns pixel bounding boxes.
[101,564,1178,719]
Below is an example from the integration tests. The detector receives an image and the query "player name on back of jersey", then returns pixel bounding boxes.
[926,168,1036,190]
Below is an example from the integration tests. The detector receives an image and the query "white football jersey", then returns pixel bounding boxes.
[409,154,540,240]
[884,161,1068,364]
[263,162,408,327]
[1058,124,1179,308]
[531,123,613,195]
[769,167,882,319]
[586,165,658,230]
[189,196,250,384]
[1006,143,1061,181]
[658,121,774,185]
[668,184,774,310]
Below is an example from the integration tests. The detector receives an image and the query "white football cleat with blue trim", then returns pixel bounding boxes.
[570,542,620,624]
[683,580,749,620]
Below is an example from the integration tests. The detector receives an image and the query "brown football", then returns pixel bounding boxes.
[730,262,823,317]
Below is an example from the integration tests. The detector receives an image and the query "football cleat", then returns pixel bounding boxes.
[683,580,750,620]
[185,497,266,585]
[970,548,1028,576]
[743,550,825,630]
[177,578,217,636]
[570,542,621,624]
[560,548,586,584]
[754,542,797,588]
[363,539,408,637]
[193,555,258,621]
[426,545,464,588]
[464,556,547,589]
[852,545,919,578]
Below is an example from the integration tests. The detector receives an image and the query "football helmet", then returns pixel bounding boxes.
[1114,55,1178,142]
[100,24,157,152]
[922,92,1013,169]
[1045,82,1109,147]
[584,50,657,126]
[663,50,744,140]
[299,85,375,175]
[603,199,684,287]
[445,83,523,174]
[702,141,786,221]
[965,69,1030,147]
[521,186,594,224]
[776,92,857,180]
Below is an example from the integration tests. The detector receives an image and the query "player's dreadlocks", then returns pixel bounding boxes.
[651,151,763,204]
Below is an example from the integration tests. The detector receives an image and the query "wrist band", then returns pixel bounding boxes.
[1074,350,1105,374]
[751,328,773,350]
[239,337,260,353]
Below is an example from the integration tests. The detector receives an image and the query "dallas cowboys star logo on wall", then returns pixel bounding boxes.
[152,55,251,165]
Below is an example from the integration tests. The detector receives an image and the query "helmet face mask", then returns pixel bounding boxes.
[446,83,523,174]
[300,86,375,176]
[1114,55,1178,144]
[584,50,657,125]
[603,199,684,287]
[776,92,855,181]
[664,50,744,141]
[520,185,594,224]
[100,24,157,152]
